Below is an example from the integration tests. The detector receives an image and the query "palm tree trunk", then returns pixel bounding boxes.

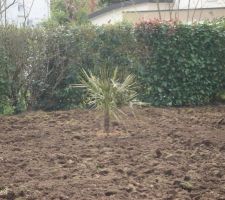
[104,109,110,133]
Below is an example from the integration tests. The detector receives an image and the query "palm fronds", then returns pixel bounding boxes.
[80,67,137,132]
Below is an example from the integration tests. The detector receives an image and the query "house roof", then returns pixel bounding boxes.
[89,0,174,19]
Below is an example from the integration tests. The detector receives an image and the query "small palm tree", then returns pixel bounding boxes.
[80,67,137,133]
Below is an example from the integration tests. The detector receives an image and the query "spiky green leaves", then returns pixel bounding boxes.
[80,67,137,132]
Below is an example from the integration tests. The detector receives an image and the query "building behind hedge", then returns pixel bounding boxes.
[0,0,50,26]
[89,0,225,25]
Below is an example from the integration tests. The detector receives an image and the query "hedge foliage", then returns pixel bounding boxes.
[37,24,135,111]
[0,26,45,114]
[0,20,225,114]
[135,20,225,106]
[0,24,135,113]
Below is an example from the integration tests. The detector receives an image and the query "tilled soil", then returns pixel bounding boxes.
[0,106,225,200]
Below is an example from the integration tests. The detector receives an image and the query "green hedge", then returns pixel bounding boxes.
[31,26,95,110]
[34,23,135,110]
[135,20,225,106]
[1,20,225,114]
[0,26,43,114]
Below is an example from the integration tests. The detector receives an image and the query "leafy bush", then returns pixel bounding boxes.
[1,20,225,114]
[0,26,47,114]
[135,19,225,106]
[33,23,135,111]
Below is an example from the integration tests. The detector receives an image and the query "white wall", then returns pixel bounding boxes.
[175,0,225,9]
[91,3,171,25]
[2,0,50,26]
[90,0,225,25]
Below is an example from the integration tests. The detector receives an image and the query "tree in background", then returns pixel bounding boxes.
[46,0,129,26]
[21,0,35,27]
[0,0,17,25]
[50,0,90,25]
[98,0,126,6]
[89,0,97,12]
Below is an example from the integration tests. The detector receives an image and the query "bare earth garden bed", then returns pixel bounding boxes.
[0,106,225,200]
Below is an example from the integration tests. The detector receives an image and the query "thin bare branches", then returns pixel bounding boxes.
[0,0,16,15]
[191,0,201,23]
[187,0,191,23]
[156,0,162,20]
[22,0,35,26]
